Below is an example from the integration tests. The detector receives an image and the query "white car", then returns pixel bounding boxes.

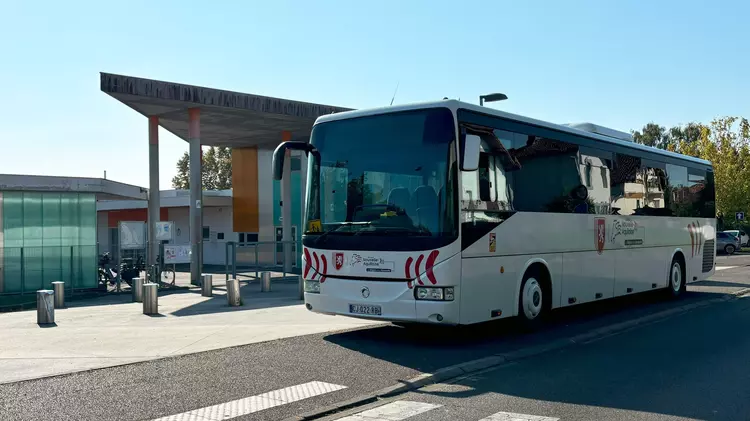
[723,230,748,247]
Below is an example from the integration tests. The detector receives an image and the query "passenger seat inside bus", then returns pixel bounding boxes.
[413,185,439,233]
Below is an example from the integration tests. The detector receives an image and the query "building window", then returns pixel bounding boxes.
[217,232,224,240]
[237,232,259,245]
[202,226,210,240]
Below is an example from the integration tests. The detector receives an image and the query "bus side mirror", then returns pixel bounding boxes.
[461,134,481,171]
[273,141,314,180]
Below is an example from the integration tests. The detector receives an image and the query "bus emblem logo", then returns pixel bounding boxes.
[595,218,606,254]
[334,253,344,270]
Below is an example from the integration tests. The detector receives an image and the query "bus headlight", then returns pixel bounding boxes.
[304,279,320,293]
[415,286,454,301]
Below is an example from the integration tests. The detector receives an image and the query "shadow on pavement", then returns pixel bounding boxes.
[324,289,726,375]
[169,282,301,317]
[692,279,750,288]
[407,295,750,420]
[59,287,192,310]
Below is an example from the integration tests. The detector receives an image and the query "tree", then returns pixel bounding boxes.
[171,152,190,189]
[671,117,750,224]
[171,146,232,190]
[632,123,671,149]
[631,118,750,222]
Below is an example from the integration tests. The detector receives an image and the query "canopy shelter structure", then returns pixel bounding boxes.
[101,72,351,283]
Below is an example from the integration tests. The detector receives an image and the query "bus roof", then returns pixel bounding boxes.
[314,99,712,168]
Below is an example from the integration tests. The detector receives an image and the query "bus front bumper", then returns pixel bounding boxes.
[304,280,459,325]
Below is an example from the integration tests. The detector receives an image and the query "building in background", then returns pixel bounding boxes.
[0,174,146,295]
[97,189,232,265]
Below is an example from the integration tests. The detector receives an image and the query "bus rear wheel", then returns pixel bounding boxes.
[666,256,686,298]
[518,269,548,328]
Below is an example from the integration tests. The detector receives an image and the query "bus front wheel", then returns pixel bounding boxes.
[518,268,549,328]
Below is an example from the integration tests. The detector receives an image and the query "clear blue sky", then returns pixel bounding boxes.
[2,0,748,188]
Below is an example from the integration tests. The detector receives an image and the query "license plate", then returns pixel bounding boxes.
[349,304,382,316]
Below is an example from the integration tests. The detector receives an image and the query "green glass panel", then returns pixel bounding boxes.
[78,194,97,288]
[23,193,43,291]
[2,192,23,293]
[60,193,79,247]
[42,193,62,288]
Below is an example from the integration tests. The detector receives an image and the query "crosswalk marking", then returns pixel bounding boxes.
[715,266,736,271]
[336,400,441,420]
[479,411,559,421]
[334,400,559,421]
[151,381,347,421]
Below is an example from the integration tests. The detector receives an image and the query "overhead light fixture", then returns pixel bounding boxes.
[479,93,508,106]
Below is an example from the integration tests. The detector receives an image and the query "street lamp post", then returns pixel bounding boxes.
[479,93,508,106]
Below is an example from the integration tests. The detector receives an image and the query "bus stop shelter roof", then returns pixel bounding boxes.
[100,72,353,148]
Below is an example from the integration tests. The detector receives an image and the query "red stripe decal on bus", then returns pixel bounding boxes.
[405,257,414,279]
[415,254,425,285]
[425,250,439,285]
[320,254,328,282]
[313,252,320,280]
[304,248,312,279]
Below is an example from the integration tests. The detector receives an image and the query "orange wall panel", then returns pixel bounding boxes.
[232,147,259,232]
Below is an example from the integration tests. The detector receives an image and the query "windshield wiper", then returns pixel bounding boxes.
[310,222,371,242]
[353,229,431,237]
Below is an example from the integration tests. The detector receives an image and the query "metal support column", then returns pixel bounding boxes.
[148,116,160,266]
[188,108,203,284]
[281,150,292,273]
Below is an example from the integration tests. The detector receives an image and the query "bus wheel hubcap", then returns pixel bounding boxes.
[672,263,681,291]
[523,278,543,320]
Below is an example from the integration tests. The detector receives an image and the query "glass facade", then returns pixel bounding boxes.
[1,192,97,293]
[273,158,302,267]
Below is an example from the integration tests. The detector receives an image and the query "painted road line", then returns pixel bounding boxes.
[479,411,560,421]
[715,266,737,271]
[337,401,441,420]
[151,381,347,421]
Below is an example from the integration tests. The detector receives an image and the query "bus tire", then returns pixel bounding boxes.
[518,267,548,328]
[666,255,686,298]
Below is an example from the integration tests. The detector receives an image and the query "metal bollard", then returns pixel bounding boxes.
[143,283,158,315]
[132,277,144,303]
[260,272,271,292]
[36,290,55,325]
[295,275,303,300]
[226,278,241,306]
[201,274,213,297]
[52,281,65,309]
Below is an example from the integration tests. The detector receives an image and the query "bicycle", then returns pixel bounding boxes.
[147,256,176,287]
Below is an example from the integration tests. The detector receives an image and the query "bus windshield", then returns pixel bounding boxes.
[304,107,458,251]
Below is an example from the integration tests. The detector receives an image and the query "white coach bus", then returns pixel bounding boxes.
[273,99,716,326]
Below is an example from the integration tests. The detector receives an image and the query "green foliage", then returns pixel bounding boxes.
[171,147,233,190]
[633,117,750,220]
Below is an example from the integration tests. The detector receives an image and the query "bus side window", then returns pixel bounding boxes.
[478,153,493,201]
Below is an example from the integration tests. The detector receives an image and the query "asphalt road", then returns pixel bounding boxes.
[1,257,749,421]
[330,288,750,421]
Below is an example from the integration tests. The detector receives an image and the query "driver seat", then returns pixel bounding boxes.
[387,187,412,215]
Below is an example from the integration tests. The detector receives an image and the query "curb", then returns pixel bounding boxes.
[288,287,750,421]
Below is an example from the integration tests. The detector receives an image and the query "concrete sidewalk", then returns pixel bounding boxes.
[0,281,380,384]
